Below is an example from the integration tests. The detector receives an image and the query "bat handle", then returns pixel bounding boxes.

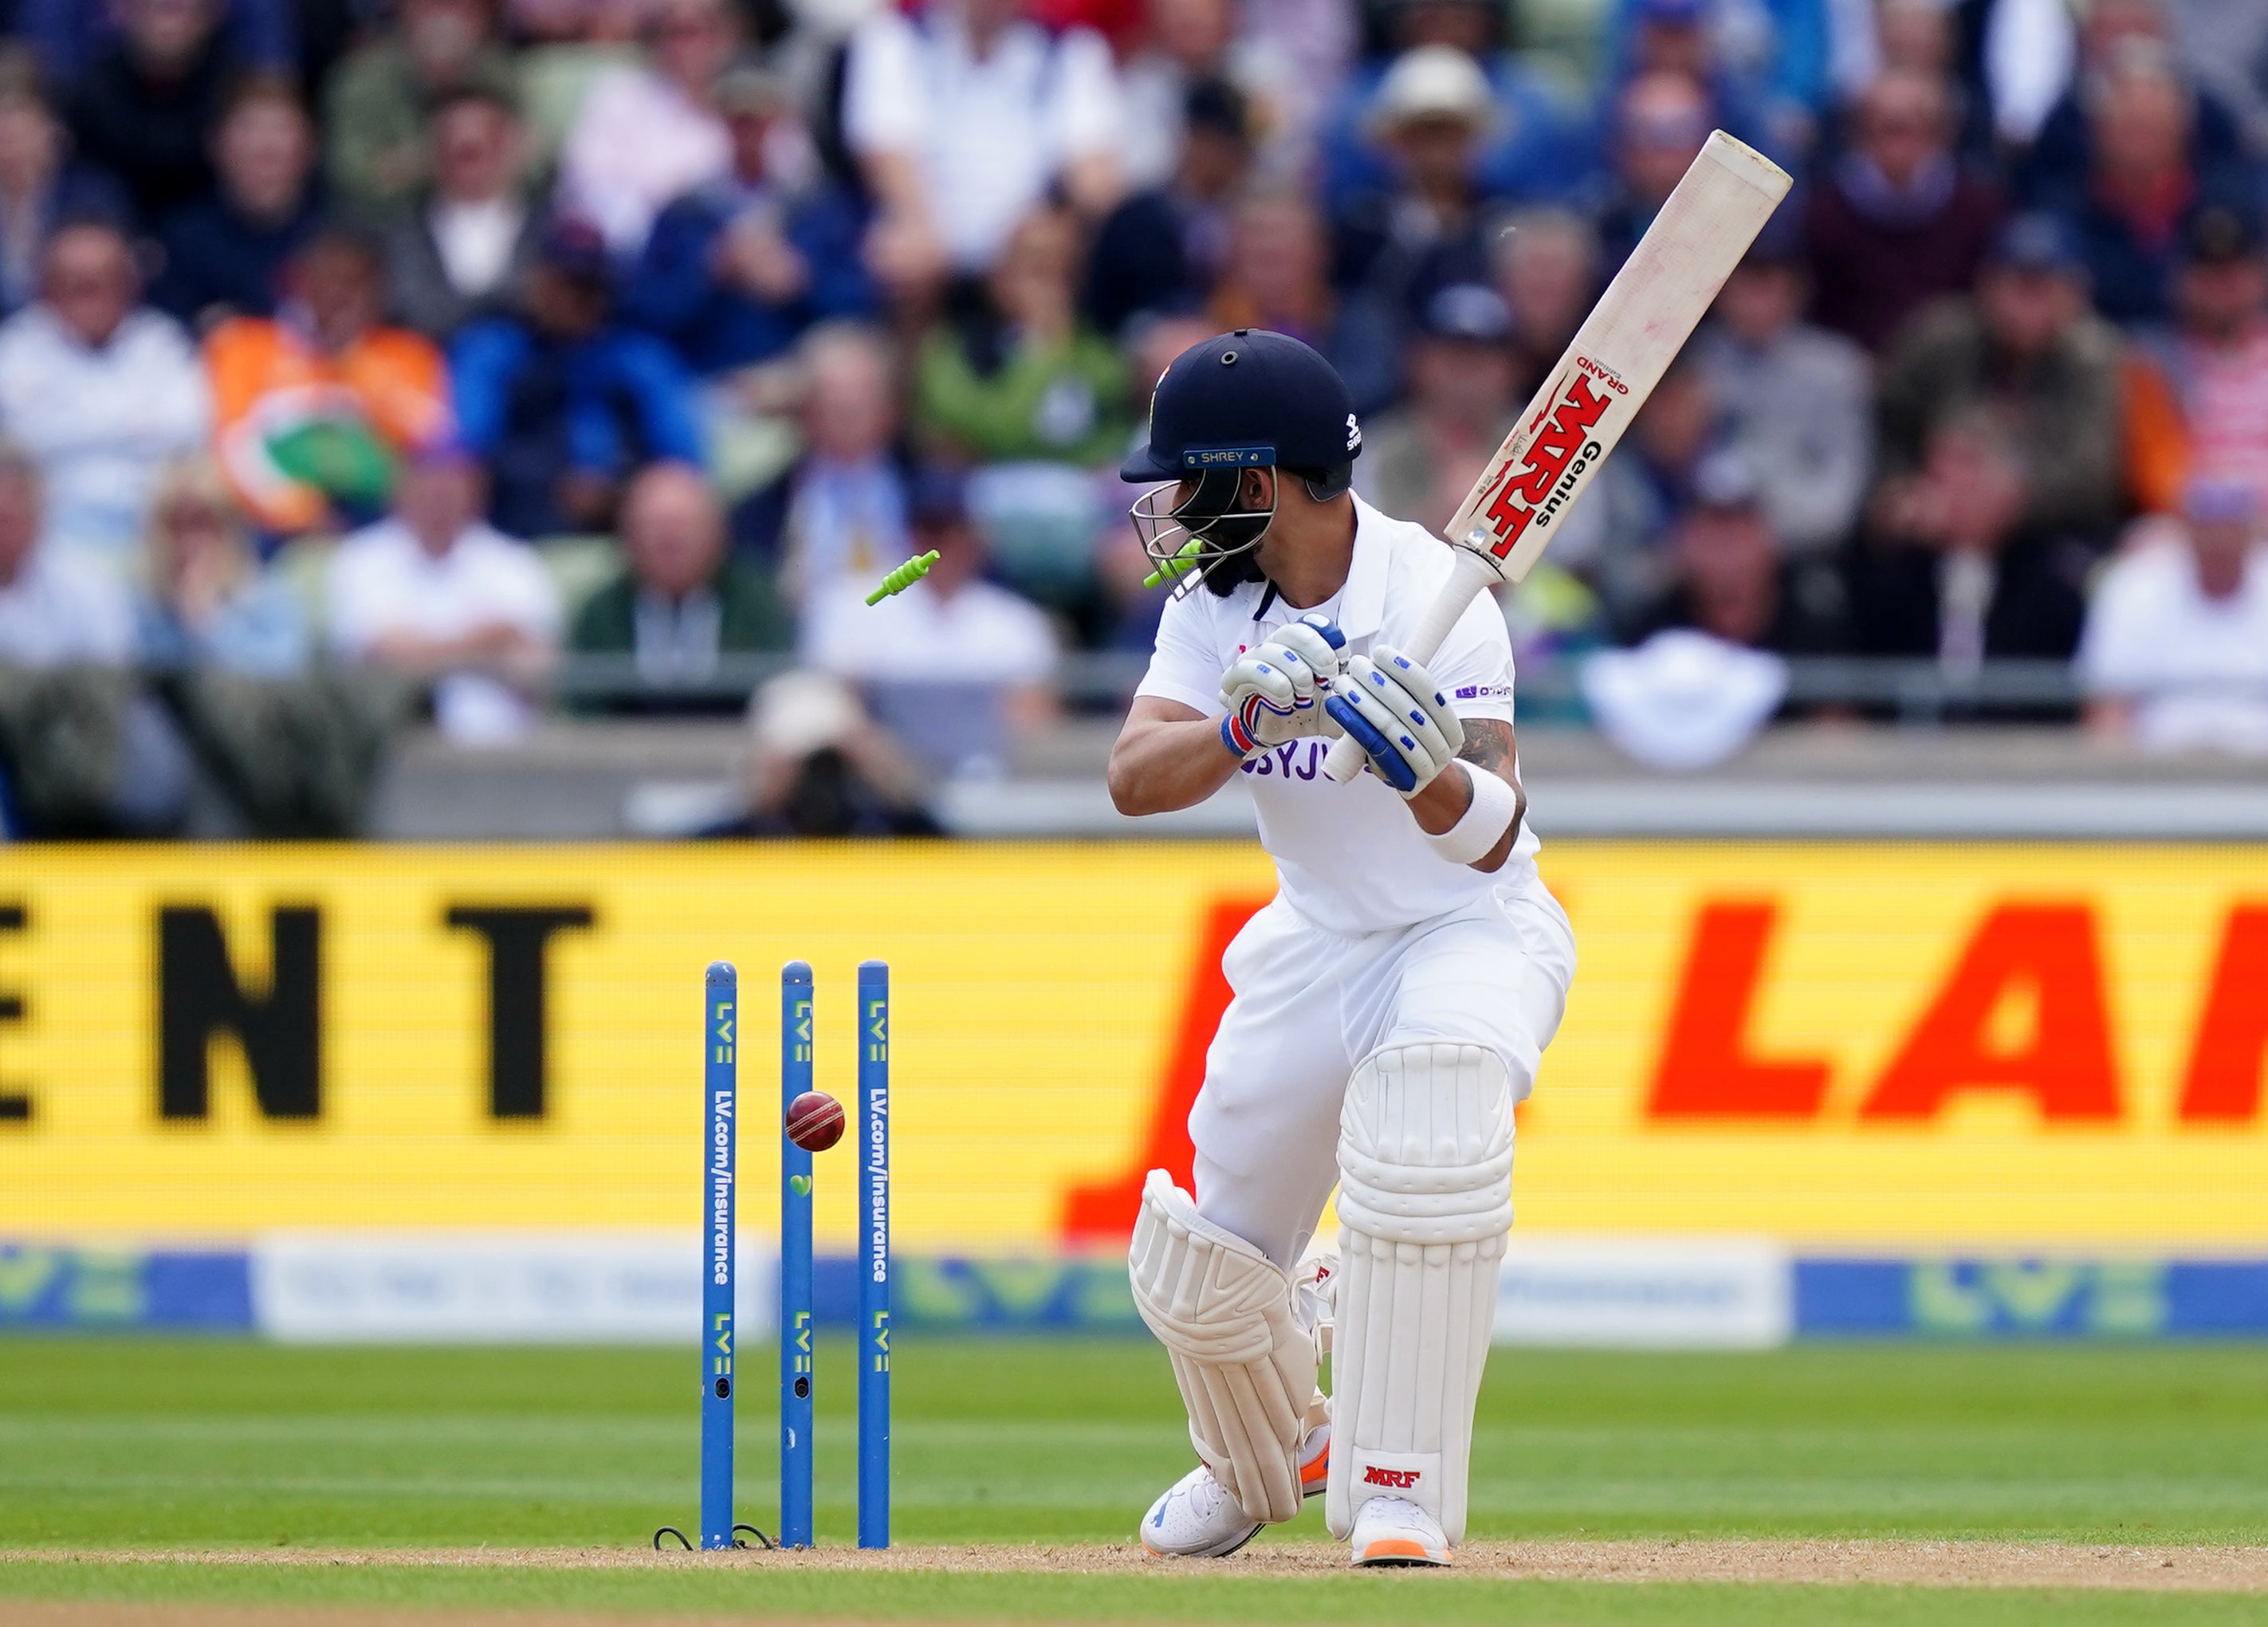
[1320,548,1504,784]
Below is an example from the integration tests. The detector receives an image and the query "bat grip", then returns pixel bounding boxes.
[1321,548,1503,784]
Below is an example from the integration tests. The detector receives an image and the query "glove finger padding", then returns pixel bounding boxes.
[1324,646,1464,795]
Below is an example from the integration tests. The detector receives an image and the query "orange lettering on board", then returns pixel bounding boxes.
[1647,901,1832,1118]
[1061,897,1271,1240]
[1859,903,2121,1122]
[2177,905,2268,1123]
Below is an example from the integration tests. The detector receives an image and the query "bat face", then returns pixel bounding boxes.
[1468,356,1629,564]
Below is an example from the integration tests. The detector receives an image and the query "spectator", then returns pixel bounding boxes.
[2078,475,2268,753]
[1873,213,2126,547]
[0,61,129,318]
[1356,282,1516,533]
[1853,407,2093,667]
[1493,204,1598,402]
[327,442,560,743]
[842,0,1124,292]
[2058,44,2261,328]
[1115,0,1294,193]
[914,206,1130,468]
[557,0,735,257]
[1629,451,1848,654]
[1804,69,2003,352]
[66,0,245,225]
[2126,205,2268,517]
[1691,231,1870,555]
[2017,0,2249,214]
[0,440,134,666]
[803,466,1057,780]
[384,83,542,343]
[1232,0,1352,181]
[569,459,792,688]
[737,322,911,601]
[20,0,291,92]
[1082,77,1252,339]
[450,218,702,537]
[703,669,939,837]
[1208,189,1399,417]
[135,456,308,674]
[206,226,453,536]
[1594,69,1716,274]
[151,78,324,327]
[509,0,645,173]
[0,221,209,570]
[323,0,515,223]
[621,64,873,379]
[1557,349,1720,635]
[1316,0,1593,225]
[1332,45,1503,320]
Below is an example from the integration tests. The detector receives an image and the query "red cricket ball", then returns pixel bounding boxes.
[784,1089,845,1153]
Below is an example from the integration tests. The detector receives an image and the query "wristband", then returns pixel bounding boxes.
[1421,760,1520,865]
[1220,709,1259,759]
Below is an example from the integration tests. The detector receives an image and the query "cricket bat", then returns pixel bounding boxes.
[1321,130,1791,784]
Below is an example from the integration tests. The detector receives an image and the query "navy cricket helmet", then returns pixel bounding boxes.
[1122,330,1362,595]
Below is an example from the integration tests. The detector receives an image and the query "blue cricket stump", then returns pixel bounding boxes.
[699,962,737,1551]
[857,960,891,1550]
[778,961,816,1549]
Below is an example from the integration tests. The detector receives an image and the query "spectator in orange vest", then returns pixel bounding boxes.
[204,225,451,536]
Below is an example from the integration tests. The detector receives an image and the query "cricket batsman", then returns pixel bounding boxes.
[1110,330,1575,1567]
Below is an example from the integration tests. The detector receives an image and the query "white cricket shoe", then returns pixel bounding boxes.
[1138,1425,1330,1558]
[1348,1495,1450,1567]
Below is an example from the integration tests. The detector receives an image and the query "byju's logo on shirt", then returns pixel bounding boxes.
[1241,740,1328,780]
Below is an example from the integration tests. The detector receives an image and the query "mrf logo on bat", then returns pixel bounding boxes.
[1476,356,1627,559]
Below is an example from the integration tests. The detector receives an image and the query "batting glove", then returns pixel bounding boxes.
[1323,644,1464,795]
[1218,615,1347,757]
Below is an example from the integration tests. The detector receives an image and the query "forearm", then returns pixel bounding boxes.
[1107,710,1242,815]
[1405,718,1525,872]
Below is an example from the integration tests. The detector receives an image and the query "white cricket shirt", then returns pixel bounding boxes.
[1135,494,1539,934]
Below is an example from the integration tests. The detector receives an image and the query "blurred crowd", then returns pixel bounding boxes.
[0,0,2265,829]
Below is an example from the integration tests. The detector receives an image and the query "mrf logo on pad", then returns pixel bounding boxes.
[1476,359,1622,560]
[1362,1467,1421,1490]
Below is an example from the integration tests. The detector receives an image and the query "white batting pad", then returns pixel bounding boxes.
[1326,1042,1515,1544]
[1129,1170,1319,1524]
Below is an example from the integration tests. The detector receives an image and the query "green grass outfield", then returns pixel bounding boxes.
[2,1337,2266,1622]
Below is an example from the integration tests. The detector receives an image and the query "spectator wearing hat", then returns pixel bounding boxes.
[0,63,132,320]
[383,81,544,344]
[622,64,874,381]
[2078,474,2268,753]
[568,458,791,702]
[1356,281,1516,533]
[1691,230,1869,556]
[327,439,560,744]
[203,225,453,536]
[323,0,517,224]
[1629,450,1848,655]
[450,217,702,538]
[2125,205,2268,517]
[0,220,210,572]
[150,78,325,328]
[65,0,250,226]
[558,0,737,257]
[1872,213,2126,549]
[1331,45,1507,323]
[1082,77,1253,340]
[1606,0,1812,146]
[704,669,940,838]
[2049,43,2267,328]
[802,465,1057,782]
[1803,69,2004,353]
[1207,189,1400,418]
[1315,0,1592,228]
[842,0,1124,294]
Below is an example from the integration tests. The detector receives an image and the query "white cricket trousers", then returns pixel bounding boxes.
[1189,868,1576,1269]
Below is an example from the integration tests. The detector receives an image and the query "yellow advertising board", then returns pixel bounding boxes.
[1,842,2263,1248]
